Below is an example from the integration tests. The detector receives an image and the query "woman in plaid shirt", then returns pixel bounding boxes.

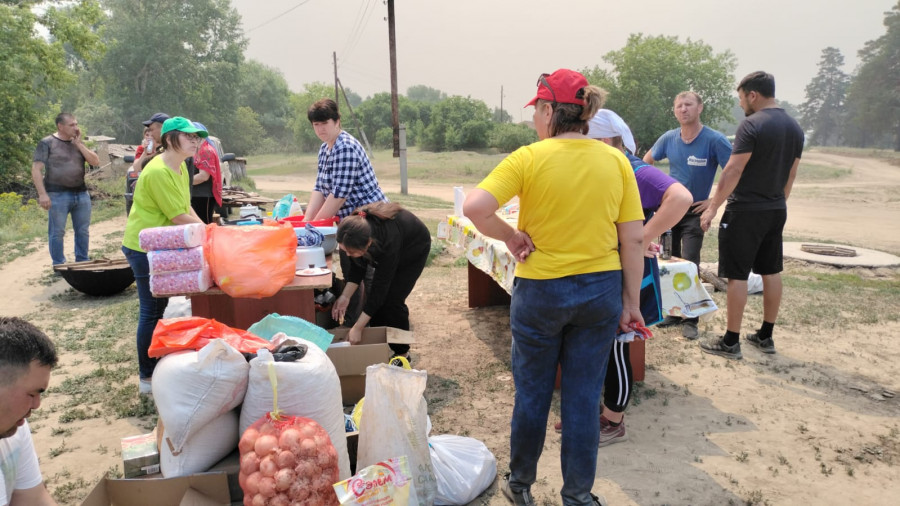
[305,99,387,220]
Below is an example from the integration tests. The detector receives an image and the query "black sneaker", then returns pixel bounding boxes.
[657,315,683,328]
[699,335,743,360]
[591,493,608,506]
[681,319,699,340]
[502,473,535,506]
[745,332,776,354]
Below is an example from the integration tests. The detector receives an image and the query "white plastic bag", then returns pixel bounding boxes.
[357,364,436,505]
[239,335,351,480]
[429,435,497,505]
[152,339,248,454]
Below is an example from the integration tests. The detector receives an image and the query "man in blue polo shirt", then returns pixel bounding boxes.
[644,91,732,339]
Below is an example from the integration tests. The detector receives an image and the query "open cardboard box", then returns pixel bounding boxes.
[325,327,413,405]
[83,449,241,506]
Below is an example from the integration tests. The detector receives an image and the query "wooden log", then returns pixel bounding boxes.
[699,266,728,292]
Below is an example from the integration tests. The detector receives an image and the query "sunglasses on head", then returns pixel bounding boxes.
[537,73,557,104]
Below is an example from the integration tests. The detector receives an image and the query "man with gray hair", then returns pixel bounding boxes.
[1,317,59,505]
[31,113,101,266]
[643,91,732,339]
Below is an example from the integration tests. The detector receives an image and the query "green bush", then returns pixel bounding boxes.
[489,123,538,153]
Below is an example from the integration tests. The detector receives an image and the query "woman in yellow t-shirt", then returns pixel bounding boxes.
[121,117,206,395]
[463,69,644,506]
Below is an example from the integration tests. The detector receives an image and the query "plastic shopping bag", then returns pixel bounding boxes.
[334,456,417,505]
[357,364,436,505]
[272,193,295,220]
[148,316,271,357]
[429,435,497,505]
[206,222,297,299]
[248,313,334,352]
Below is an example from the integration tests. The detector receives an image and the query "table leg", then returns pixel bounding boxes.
[467,261,511,308]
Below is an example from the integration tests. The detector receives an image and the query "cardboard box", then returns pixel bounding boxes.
[83,451,241,506]
[325,327,413,405]
[120,430,160,478]
[81,472,231,506]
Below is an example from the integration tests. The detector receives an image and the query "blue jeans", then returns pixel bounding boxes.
[122,246,168,379]
[48,191,91,265]
[508,271,622,506]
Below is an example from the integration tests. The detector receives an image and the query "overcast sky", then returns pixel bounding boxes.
[232,0,895,122]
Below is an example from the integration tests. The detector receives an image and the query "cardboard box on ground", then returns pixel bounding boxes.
[325,326,415,405]
[85,327,413,504]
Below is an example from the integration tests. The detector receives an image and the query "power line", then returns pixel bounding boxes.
[341,0,379,62]
[246,0,315,33]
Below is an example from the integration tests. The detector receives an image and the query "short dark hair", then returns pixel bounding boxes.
[307,99,340,123]
[160,130,184,152]
[737,71,775,98]
[0,317,58,386]
[55,113,74,126]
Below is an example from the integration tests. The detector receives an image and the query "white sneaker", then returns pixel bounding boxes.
[139,378,152,395]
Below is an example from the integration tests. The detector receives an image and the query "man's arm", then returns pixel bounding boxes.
[10,482,57,506]
[699,152,752,231]
[73,133,100,167]
[31,161,51,210]
[642,151,656,164]
[784,157,801,200]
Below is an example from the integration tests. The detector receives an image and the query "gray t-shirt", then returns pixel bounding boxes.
[33,135,88,192]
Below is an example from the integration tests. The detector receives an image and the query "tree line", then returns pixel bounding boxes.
[4,0,894,192]
[799,2,900,150]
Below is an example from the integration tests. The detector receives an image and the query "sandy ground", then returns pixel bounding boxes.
[4,151,899,505]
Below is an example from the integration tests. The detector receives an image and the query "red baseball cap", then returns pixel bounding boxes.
[525,69,589,107]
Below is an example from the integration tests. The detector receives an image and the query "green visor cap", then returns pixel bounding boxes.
[161,117,209,137]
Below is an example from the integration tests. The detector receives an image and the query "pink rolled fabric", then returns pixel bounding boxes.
[150,267,212,296]
[139,224,206,251]
[147,246,206,275]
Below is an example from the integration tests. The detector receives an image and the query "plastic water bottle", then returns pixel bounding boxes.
[660,230,672,260]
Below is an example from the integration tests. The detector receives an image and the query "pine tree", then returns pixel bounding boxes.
[799,47,849,146]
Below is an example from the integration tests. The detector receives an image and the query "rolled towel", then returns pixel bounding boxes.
[148,246,206,275]
[139,224,206,251]
[150,266,212,296]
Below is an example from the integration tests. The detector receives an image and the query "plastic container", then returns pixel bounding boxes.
[296,246,327,269]
[280,215,340,228]
[289,198,303,217]
[315,225,338,254]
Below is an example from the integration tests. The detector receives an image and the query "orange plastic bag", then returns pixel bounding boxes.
[206,221,297,299]
[149,316,271,358]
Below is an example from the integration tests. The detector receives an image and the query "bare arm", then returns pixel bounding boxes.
[11,482,57,506]
[699,152,751,232]
[192,170,211,185]
[643,183,692,255]
[311,195,347,220]
[304,191,326,220]
[617,220,645,331]
[31,161,50,210]
[463,189,534,262]
[171,212,204,225]
[642,151,656,164]
[784,157,800,200]
[73,133,100,167]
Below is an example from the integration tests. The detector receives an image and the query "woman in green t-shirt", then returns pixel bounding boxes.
[121,117,207,395]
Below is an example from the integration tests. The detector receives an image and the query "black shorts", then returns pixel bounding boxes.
[717,209,787,280]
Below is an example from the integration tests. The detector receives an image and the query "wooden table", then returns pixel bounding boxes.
[185,261,332,330]
[441,215,718,382]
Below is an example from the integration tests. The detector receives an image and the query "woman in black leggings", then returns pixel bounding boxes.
[331,202,431,359]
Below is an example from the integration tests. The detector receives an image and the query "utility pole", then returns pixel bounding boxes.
[333,51,339,106]
[387,0,399,157]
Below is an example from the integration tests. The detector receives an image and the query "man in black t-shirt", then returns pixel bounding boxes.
[698,71,805,360]
[31,113,101,265]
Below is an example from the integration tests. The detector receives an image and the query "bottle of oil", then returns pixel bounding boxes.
[660,230,672,260]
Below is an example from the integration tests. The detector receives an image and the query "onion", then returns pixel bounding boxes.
[259,454,277,477]
[258,476,277,498]
[245,471,261,496]
[273,467,295,492]
[254,434,279,456]
[278,428,302,451]
[239,427,259,454]
[251,494,266,506]
[275,449,295,469]
[240,451,259,475]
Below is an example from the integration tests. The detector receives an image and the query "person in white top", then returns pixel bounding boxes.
[0,317,59,506]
